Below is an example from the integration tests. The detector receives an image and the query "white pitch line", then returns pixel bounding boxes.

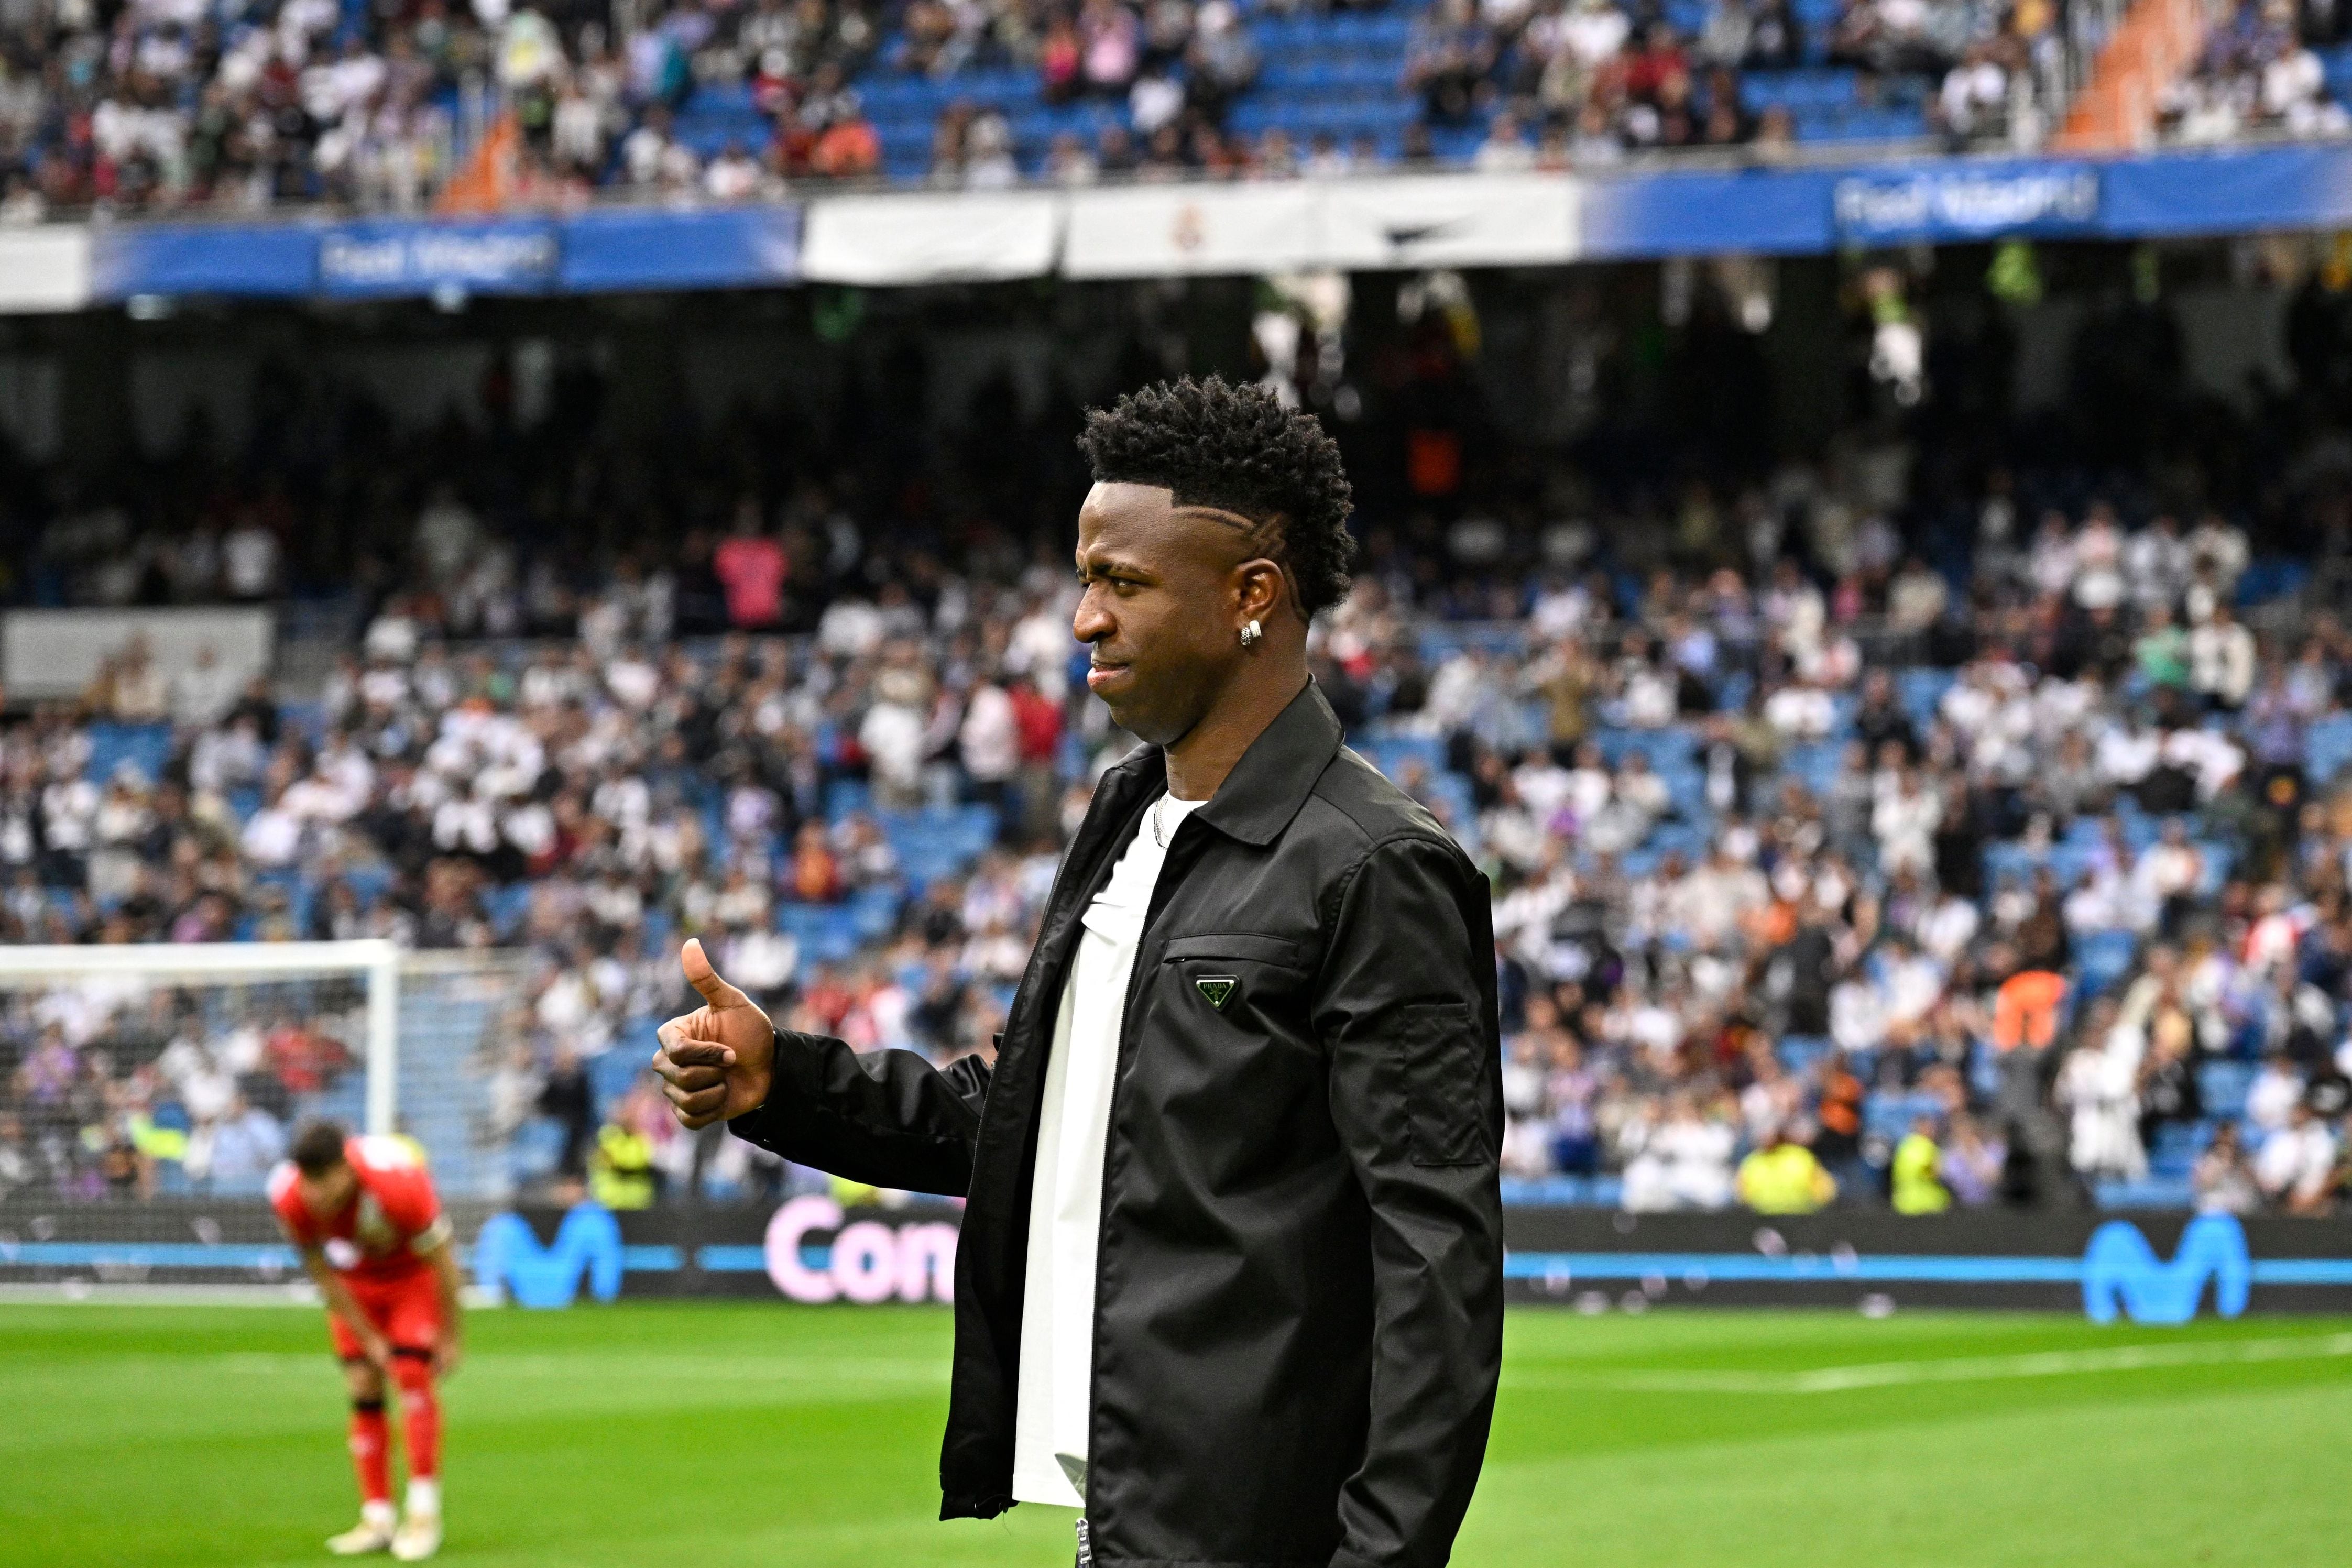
[1514,1332,2352,1395]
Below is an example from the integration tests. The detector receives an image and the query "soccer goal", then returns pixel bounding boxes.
[0,941,535,1288]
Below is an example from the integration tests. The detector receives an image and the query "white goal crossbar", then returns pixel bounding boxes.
[0,940,403,1136]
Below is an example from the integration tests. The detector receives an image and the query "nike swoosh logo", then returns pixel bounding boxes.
[1384,218,1470,247]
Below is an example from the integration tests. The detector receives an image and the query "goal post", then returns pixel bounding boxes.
[0,938,540,1289]
[0,940,406,1136]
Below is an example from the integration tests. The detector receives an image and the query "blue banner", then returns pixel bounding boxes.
[92,204,802,302]
[2101,142,2352,237]
[561,204,800,292]
[1578,164,1835,257]
[89,220,320,297]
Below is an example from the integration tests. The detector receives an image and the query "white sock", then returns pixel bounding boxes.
[405,1478,440,1517]
[362,1500,397,1529]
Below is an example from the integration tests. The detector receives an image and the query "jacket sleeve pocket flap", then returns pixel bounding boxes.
[1399,1000,1486,1167]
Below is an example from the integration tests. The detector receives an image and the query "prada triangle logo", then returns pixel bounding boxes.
[1195,975,1238,1011]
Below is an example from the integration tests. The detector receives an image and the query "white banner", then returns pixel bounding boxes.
[800,191,1063,284]
[1059,175,1581,278]
[1315,173,1580,269]
[1,606,274,702]
[1062,183,1322,279]
[0,226,92,314]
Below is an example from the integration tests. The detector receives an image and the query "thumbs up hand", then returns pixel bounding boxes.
[650,938,778,1130]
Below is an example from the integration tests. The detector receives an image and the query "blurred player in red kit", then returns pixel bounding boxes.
[269,1121,464,1560]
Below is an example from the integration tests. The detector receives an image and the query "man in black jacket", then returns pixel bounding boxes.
[653,377,1503,1568]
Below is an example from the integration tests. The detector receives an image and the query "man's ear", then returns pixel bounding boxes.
[1234,557,1289,629]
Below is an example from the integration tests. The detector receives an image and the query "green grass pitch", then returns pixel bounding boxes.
[5,1301,2349,1567]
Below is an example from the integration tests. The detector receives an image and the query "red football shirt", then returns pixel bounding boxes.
[269,1136,450,1283]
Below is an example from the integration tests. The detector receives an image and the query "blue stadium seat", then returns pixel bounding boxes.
[508,1117,566,1182]
[590,1046,648,1112]
[484,883,533,941]
[1361,732,1446,781]
[2307,712,2352,783]
[1863,1092,1943,1143]
[848,883,903,940]
[1895,667,1954,726]
[2235,558,2309,604]
[777,902,862,965]
[824,778,873,819]
[1595,726,1698,771]
[2096,1176,2197,1209]
[2198,1060,2256,1117]
[84,721,173,784]
[1775,1035,1834,1075]
[1498,1175,1625,1206]
[1780,741,1843,796]
[2073,929,2139,996]
[2148,1118,2216,1178]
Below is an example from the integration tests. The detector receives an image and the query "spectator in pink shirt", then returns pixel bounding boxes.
[712,503,788,629]
[1080,0,1142,91]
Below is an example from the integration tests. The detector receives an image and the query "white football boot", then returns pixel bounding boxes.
[326,1501,397,1555]
[389,1510,441,1561]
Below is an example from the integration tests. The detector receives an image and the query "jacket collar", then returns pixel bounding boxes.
[1181,678,1344,847]
[1102,678,1343,847]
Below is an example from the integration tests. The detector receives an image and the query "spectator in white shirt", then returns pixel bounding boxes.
[222,516,280,599]
[240,787,304,867]
[2255,1099,2337,1210]
[959,680,1020,796]
[2245,1050,2305,1135]
[704,140,763,201]
[170,644,242,728]
[1473,110,1537,171]
[1763,678,1834,739]
[1872,765,1940,879]
[1620,1092,1736,1211]
[2189,602,2256,710]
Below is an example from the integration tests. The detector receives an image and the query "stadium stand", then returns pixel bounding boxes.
[5,423,2351,1218]
[4,0,2342,214]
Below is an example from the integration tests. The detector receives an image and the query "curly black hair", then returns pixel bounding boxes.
[1076,376,1356,621]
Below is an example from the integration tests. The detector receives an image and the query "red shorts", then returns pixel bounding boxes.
[330,1269,443,1361]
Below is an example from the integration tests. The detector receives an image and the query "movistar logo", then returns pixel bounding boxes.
[2082,1213,2250,1324]
[1196,976,1238,1010]
[474,1203,625,1308]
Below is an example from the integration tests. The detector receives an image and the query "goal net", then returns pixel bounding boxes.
[0,941,534,1287]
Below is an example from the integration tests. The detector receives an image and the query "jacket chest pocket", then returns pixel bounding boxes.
[1158,931,1314,1032]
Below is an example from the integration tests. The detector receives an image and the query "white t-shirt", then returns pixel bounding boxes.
[1011,790,1207,1508]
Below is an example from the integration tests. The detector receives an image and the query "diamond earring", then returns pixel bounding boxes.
[1240,619,1262,649]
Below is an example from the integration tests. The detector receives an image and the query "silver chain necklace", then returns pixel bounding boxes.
[1150,794,1171,848]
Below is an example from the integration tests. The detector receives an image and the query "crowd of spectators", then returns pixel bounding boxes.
[0,0,906,217]
[1,0,487,217]
[1409,0,1785,164]
[10,0,2350,218]
[1401,0,2054,167]
[6,450,2352,1218]
[0,0,2175,218]
[2160,0,2351,146]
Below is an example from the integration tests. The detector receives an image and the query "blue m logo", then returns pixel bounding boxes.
[2081,1213,2251,1325]
[473,1203,625,1309]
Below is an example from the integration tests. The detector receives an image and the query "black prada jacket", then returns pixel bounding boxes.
[728,681,1504,1568]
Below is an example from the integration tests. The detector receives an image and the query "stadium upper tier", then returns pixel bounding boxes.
[2,0,2348,219]
[3,513,2348,1218]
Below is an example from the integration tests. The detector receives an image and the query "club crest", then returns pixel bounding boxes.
[1195,975,1239,1010]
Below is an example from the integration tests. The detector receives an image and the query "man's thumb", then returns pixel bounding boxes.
[681,937,750,1008]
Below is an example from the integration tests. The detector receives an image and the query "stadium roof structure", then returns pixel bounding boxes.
[9,139,2352,313]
